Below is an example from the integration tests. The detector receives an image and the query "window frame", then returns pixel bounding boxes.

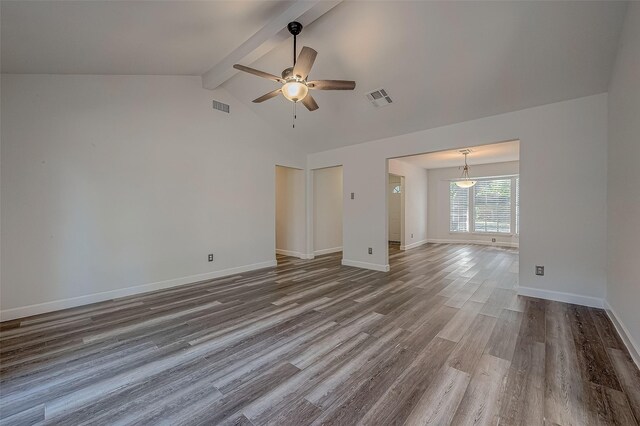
[448,175,519,236]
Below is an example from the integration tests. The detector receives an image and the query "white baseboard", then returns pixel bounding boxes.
[313,246,343,256]
[400,240,427,251]
[517,286,604,308]
[0,260,277,322]
[275,249,311,260]
[427,238,519,248]
[604,301,640,369]
[341,259,390,272]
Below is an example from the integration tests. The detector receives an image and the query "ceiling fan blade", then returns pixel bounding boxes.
[307,80,356,90]
[233,64,283,83]
[292,47,317,80]
[253,89,282,103]
[301,93,319,111]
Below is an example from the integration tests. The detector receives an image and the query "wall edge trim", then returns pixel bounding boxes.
[517,286,604,308]
[0,260,277,321]
[275,249,311,259]
[604,301,640,370]
[400,239,428,250]
[427,238,519,248]
[313,247,343,256]
[341,259,390,272]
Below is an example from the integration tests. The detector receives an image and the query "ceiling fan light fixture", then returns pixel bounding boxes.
[282,80,308,102]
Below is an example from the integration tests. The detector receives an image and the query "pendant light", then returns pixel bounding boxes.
[455,150,477,188]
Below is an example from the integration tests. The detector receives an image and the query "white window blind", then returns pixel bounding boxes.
[515,177,520,234]
[474,179,511,233]
[449,176,519,235]
[449,183,469,232]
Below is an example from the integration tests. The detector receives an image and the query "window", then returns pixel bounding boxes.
[450,184,469,232]
[392,185,401,193]
[474,179,511,233]
[449,176,519,234]
[515,177,519,234]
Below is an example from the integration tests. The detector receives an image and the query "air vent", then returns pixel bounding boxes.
[366,88,393,107]
[212,100,230,113]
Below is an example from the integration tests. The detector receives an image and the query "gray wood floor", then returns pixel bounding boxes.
[1,243,639,425]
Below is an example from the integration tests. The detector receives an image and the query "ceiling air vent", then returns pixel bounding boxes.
[366,88,393,107]
[212,100,230,113]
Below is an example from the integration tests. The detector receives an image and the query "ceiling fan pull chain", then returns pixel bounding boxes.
[292,102,296,128]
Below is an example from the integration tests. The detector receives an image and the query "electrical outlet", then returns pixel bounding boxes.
[368,247,373,255]
[535,265,544,276]
[492,238,496,243]
[351,192,355,200]
[208,254,214,262]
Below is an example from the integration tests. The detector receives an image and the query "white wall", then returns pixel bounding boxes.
[606,3,640,357]
[309,93,608,302]
[388,159,428,250]
[313,166,343,255]
[275,166,306,258]
[427,161,519,247]
[0,74,306,319]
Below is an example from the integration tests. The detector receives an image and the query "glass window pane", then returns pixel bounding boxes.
[473,179,511,233]
[450,183,469,232]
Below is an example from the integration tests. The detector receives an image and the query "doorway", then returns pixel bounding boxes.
[388,174,404,247]
[385,139,520,269]
[275,165,305,260]
[313,166,343,256]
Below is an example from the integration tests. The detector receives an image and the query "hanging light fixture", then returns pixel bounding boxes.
[455,150,477,188]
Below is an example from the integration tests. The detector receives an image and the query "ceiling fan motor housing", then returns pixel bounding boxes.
[287,21,303,36]
[281,67,295,80]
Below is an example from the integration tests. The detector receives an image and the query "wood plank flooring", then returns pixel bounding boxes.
[1,243,639,425]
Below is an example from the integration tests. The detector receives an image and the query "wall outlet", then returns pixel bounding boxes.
[208,254,214,262]
[368,247,373,255]
[351,192,355,200]
[535,265,544,276]
[492,238,496,243]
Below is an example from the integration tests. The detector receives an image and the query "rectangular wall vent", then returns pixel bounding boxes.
[366,88,393,107]
[212,100,230,113]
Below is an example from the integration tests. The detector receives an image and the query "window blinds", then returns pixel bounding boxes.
[473,179,512,233]
[449,183,469,232]
[515,177,520,234]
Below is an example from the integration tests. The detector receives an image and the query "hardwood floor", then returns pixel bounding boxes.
[1,243,639,425]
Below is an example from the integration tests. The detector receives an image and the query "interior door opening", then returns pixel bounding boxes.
[275,165,305,261]
[388,173,404,248]
[312,165,343,258]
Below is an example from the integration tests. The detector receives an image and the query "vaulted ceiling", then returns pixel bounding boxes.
[1,1,628,153]
[0,0,292,75]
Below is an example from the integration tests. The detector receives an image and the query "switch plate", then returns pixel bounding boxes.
[535,265,544,276]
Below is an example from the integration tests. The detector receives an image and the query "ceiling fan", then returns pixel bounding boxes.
[233,21,356,113]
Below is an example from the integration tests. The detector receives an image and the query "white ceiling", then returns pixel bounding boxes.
[0,0,292,75]
[396,140,520,170]
[223,1,627,152]
[1,1,629,153]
